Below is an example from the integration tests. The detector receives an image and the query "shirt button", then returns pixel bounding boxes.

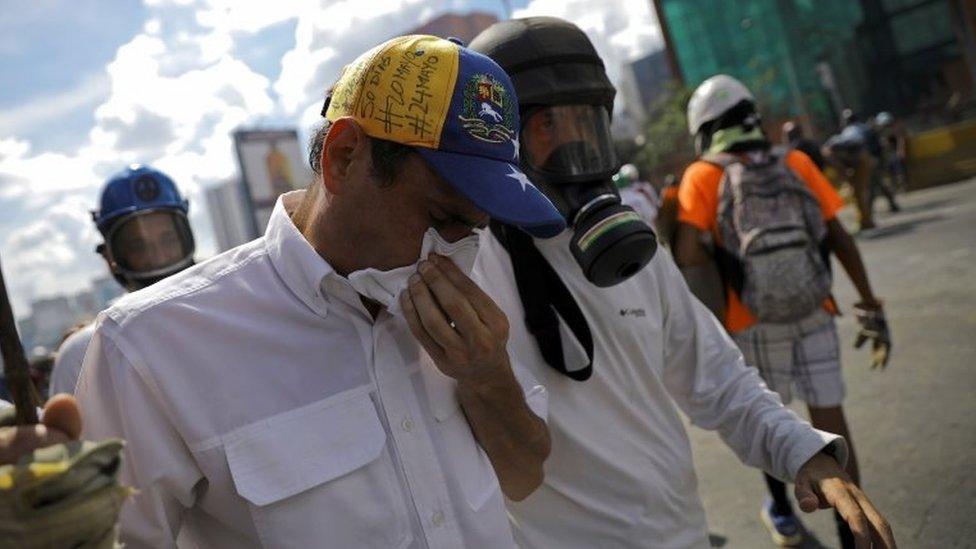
[431,510,445,527]
[401,418,414,432]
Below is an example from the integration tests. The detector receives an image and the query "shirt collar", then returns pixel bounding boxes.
[266,191,334,317]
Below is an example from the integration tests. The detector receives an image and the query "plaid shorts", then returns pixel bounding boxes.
[732,309,845,408]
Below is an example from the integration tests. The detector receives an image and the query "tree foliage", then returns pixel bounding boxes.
[630,83,697,185]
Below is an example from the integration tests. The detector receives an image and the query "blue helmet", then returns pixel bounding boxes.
[93,165,195,290]
[93,165,189,234]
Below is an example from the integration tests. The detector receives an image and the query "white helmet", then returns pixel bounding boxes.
[619,163,639,181]
[875,111,894,127]
[687,74,755,136]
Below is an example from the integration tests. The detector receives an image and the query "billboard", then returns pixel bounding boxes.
[232,129,308,236]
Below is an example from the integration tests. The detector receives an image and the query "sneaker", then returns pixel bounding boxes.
[759,498,803,546]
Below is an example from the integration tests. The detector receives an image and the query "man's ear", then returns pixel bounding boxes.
[322,117,369,195]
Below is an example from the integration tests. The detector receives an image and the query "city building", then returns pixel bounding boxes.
[406,11,498,44]
[205,178,254,253]
[91,274,124,311]
[71,289,99,320]
[656,0,975,136]
[28,295,76,350]
[855,0,975,121]
[617,49,677,130]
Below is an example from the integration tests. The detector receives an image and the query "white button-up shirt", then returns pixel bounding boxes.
[76,196,546,549]
[50,323,95,396]
[473,231,846,548]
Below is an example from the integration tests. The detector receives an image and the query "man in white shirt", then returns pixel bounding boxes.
[50,165,197,397]
[76,35,564,548]
[470,18,896,548]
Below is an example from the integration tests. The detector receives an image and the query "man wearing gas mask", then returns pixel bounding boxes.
[49,166,196,397]
[470,17,895,548]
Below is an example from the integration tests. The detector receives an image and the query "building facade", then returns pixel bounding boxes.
[206,178,256,254]
[658,0,974,135]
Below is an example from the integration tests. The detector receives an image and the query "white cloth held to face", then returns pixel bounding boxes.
[347,227,481,316]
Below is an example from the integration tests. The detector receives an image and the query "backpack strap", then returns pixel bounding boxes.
[697,153,746,297]
[489,221,594,381]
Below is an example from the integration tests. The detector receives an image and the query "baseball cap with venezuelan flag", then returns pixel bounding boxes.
[322,34,565,238]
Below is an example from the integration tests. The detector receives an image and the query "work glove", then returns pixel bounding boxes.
[0,407,130,549]
[853,302,891,369]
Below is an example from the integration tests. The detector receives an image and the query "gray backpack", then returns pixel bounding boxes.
[707,151,831,323]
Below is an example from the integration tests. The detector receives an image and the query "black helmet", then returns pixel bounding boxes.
[468,16,616,116]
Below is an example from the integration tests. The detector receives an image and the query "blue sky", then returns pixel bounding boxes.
[0,1,145,152]
[0,0,660,317]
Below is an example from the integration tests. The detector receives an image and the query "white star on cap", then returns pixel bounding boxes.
[511,135,520,160]
[506,165,536,192]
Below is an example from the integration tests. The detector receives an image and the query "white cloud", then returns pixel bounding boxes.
[274,0,446,116]
[0,74,111,137]
[2,195,106,313]
[515,0,662,88]
[144,18,162,35]
[0,137,103,196]
[195,0,305,34]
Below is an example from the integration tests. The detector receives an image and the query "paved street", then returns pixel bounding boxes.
[691,179,976,548]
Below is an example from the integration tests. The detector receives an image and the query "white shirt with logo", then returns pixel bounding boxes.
[76,196,546,549]
[473,231,846,548]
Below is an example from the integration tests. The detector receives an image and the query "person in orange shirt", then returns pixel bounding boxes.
[674,75,892,548]
[655,174,681,248]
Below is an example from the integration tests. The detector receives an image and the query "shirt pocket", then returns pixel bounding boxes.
[224,386,412,549]
[422,360,502,511]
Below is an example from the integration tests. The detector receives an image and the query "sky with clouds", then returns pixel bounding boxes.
[0,0,661,318]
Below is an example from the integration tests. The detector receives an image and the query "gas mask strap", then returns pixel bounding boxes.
[489,221,594,381]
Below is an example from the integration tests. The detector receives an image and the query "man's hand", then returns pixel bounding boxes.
[795,452,896,548]
[400,253,511,385]
[854,301,891,369]
[400,253,549,501]
[0,394,81,465]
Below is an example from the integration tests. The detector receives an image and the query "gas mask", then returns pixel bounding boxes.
[347,227,481,316]
[100,209,196,291]
[520,104,656,287]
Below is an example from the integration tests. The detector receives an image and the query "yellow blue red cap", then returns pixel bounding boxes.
[324,35,565,237]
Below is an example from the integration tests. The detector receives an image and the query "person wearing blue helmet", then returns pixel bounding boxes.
[92,165,196,290]
[49,166,196,397]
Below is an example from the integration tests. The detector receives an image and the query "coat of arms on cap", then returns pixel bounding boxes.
[459,74,516,144]
[134,175,160,202]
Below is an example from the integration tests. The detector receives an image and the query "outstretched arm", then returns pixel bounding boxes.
[795,453,897,547]
[654,249,896,547]
[825,219,879,306]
